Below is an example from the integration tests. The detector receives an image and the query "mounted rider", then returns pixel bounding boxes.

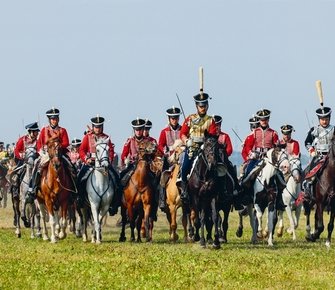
[213,115,243,210]
[157,106,182,211]
[28,108,75,198]
[178,92,217,202]
[77,115,121,215]
[303,106,333,204]
[67,138,82,171]
[0,142,8,161]
[143,119,158,145]
[240,109,286,210]
[279,124,300,157]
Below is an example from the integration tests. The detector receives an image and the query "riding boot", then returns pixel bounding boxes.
[158,186,167,212]
[302,180,314,205]
[109,186,123,216]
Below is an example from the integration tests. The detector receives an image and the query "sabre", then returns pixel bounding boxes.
[231,128,243,143]
[176,93,186,120]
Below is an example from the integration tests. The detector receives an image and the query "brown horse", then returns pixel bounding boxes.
[119,139,158,243]
[163,140,189,242]
[304,134,335,247]
[37,137,74,243]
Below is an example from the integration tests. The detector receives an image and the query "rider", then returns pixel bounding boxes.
[0,142,8,161]
[157,106,182,211]
[67,138,82,171]
[28,108,74,198]
[179,92,217,202]
[143,119,158,145]
[213,115,243,210]
[279,124,300,157]
[240,109,286,210]
[77,115,121,215]
[303,106,333,203]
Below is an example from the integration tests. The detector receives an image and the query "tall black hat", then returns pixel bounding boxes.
[25,122,40,131]
[91,115,105,126]
[131,118,146,129]
[71,138,82,146]
[166,106,181,117]
[249,116,260,125]
[316,106,332,118]
[144,119,152,129]
[213,115,222,124]
[280,124,294,135]
[193,93,209,105]
[255,109,271,119]
[46,107,60,118]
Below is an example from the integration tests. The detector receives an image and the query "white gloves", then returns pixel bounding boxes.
[186,139,193,148]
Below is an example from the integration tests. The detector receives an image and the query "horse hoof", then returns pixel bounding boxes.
[236,227,243,238]
[257,232,263,239]
[96,240,101,244]
[119,236,126,242]
[43,235,49,241]
[219,238,227,243]
[17,233,21,238]
[212,242,221,249]
[305,236,315,242]
[325,240,331,248]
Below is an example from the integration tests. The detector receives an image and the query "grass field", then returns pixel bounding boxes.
[1,200,335,290]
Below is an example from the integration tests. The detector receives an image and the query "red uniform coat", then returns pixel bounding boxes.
[280,138,300,157]
[158,125,181,156]
[241,127,279,161]
[218,131,233,157]
[37,126,69,152]
[79,132,114,164]
[14,135,37,160]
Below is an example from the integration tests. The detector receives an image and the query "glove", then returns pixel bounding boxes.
[186,139,193,148]
[308,147,316,157]
[248,151,258,160]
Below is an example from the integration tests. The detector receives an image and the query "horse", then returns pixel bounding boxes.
[10,144,41,238]
[304,135,335,247]
[187,133,221,248]
[276,155,302,240]
[240,146,288,246]
[162,139,189,242]
[37,137,74,243]
[119,139,157,243]
[81,137,115,244]
[0,160,9,208]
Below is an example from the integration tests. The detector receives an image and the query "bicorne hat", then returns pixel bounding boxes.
[166,106,181,117]
[280,124,294,135]
[131,118,146,129]
[316,106,332,118]
[46,107,60,118]
[25,122,40,131]
[144,119,152,129]
[0,142,4,147]
[193,93,209,105]
[91,115,105,127]
[213,115,222,124]
[255,109,271,120]
[71,138,82,146]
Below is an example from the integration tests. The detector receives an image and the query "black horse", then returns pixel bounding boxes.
[186,133,221,248]
[304,134,335,246]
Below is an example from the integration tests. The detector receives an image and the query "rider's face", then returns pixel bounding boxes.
[134,128,144,138]
[93,125,103,135]
[49,117,59,126]
[259,118,269,127]
[29,131,39,140]
[196,103,208,115]
[282,134,291,142]
[169,116,179,126]
[319,117,330,128]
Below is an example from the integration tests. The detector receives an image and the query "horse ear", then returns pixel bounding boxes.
[278,143,286,149]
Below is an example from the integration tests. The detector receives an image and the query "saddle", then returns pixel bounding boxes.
[304,156,327,180]
[241,160,266,188]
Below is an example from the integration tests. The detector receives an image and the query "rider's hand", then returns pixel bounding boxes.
[86,158,94,165]
[186,139,193,148]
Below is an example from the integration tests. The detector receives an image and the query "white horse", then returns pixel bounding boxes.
[243,146,288,246]
[82,137,115,244]
[277,156,302,240]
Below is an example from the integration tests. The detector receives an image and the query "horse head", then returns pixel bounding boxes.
[95,137,110,170]
[168,139,185,165]
[268,145,288,169]
[24,144,37,167]
[47,138,62,170]
[288,155,302,183]
[138,139,157,161]
[201,133,219,173]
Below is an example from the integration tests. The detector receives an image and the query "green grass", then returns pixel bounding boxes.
[1,202,335,290]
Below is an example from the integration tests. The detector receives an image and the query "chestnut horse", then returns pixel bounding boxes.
[163,139,189,242]
[119,139,157,243]
[304,134,335,247]
[37,138,74,243]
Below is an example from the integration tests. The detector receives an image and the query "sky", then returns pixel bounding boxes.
[1,0,335,155]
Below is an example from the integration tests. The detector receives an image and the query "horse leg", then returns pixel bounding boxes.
[222,206,230,243]
[34,201,42,238]
[199,208,206,248]
[12,195,21,238]
[119,206,127,242]
[304,203,312,241]
[58,206,68,240]
[248,204,257,244]
[205,212,213,244]
[254,204,263,239]
[236,210,244,238]
[285,204,296,240]
[81,207,89,242]
[326,210,335,248]
[48,212,57,243]
[38,203,49,241]
[170,205,179,242]
[143,204,151,242]
[181,207,189,242]
[90,205,100,243]
[311,203,325,241]
[276,210,284,238]
[211,199,220,249]
[267,204,275,247]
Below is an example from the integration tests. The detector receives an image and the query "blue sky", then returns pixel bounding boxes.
[1,0,335,155]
